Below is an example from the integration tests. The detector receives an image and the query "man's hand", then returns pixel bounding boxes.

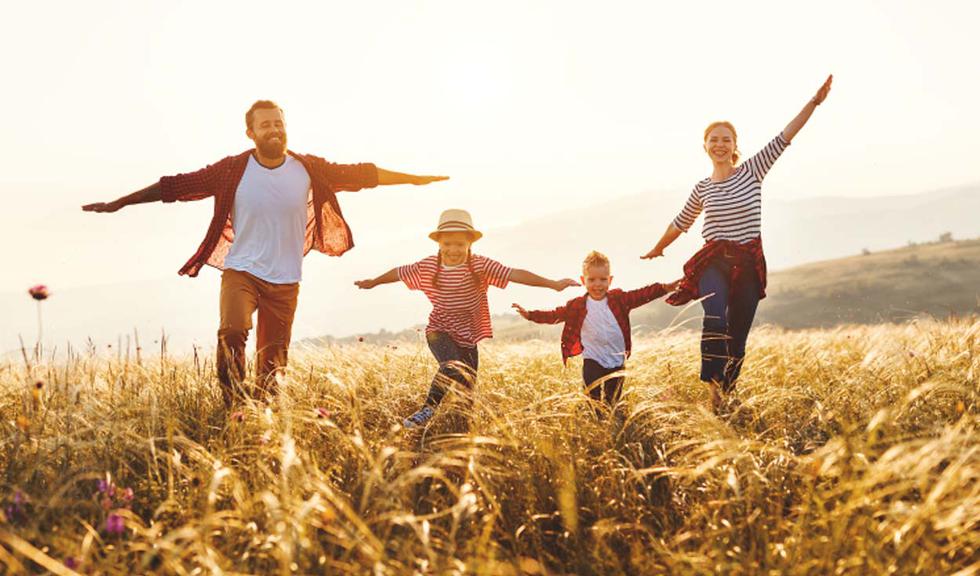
[641,247,664,260]
[409,175,449,185]
[377,168,450,186]
[551,278,580,291]
[82,200,123,213]
[354,279,377,290]
[665,278,684,292]
[511,303,530,319]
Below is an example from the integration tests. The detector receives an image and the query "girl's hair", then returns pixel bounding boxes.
[433,249,484,290]
[582,250,611,274]
[703,121,740,166]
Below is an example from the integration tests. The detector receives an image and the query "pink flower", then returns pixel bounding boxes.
[105,513,125,535]
[28,285,50,301]
[121,487,134,503]
[316,407,331,419]
[65,557,79,570]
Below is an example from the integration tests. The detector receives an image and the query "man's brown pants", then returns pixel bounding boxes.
[216,269,299,405]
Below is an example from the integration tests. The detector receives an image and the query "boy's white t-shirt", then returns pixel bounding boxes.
[581,296,627,368]
[223,155,311,284]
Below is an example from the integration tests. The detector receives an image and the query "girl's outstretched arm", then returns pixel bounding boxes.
[508,269,579,291]
[783,74,833,143]
[354,268,399,290]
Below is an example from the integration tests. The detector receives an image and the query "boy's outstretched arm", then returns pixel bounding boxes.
[622,278,683,309]
[354,268,399,290]
[508,269,579,291]
[512,303,567,324]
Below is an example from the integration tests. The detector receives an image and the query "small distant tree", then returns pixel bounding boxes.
[939,231,953,243]
[861,248,871,256]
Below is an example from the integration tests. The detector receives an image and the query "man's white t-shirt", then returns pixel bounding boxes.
[581,296,627,369]
[224,155,311,284]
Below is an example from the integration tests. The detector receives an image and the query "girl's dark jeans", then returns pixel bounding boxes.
[583,359,625,406]
[424,331,479,407]
[698,255,761,392]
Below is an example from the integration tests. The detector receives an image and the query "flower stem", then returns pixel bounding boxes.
[36,301,43,361]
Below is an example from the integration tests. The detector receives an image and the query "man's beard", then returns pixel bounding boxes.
[257,133,287,158]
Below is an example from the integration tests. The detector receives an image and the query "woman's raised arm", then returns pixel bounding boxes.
[782,74,833,143]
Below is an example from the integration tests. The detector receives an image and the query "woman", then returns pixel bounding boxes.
[642,75,833,411]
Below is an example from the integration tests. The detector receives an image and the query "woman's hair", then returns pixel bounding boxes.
[433,249,484,290]
[582,250,611,274]
[703,121,740,165]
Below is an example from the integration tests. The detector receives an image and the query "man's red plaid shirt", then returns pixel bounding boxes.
[159,150,377,277]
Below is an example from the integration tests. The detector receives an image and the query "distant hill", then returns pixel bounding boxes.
[4,185,978,356]
[318,237,980,345]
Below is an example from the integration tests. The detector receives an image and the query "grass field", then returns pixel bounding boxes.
[1,320,977,575]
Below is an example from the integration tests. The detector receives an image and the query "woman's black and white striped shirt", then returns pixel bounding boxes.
[672,133,790,244]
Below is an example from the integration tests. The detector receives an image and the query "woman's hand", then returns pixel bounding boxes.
[354,279,376,290]
[785,74,834,142]
[641,247,664,259]
[811,74,833,106]
[664,278,684,292]
[511,303,531,319]
[550,278,581,291]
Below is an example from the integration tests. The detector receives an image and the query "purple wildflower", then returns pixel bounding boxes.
[28,285,50,301]
[5,492,28,524]
[105,513,125,535]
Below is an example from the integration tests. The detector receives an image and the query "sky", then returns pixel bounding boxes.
[2,0,979,351]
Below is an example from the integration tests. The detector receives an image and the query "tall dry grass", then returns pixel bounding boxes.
[0,319,977,575]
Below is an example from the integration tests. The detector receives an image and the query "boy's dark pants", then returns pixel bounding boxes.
[424,331,479,407]
[583,359,625,406]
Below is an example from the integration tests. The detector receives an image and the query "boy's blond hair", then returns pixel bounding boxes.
[582,250,611,274]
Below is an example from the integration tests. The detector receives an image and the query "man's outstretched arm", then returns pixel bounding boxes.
[82,182,162,213]
[376,168,449,186]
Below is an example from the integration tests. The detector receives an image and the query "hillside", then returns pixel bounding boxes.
[322,238,980,345]
[3,185,979,355]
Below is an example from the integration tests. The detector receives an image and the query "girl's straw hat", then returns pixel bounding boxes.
[428,209,483,242]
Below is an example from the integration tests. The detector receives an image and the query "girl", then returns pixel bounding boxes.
[642,75,833,411]
[355,209,579,428]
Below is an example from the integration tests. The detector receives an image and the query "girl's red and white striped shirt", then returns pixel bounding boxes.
[398,254,512,347]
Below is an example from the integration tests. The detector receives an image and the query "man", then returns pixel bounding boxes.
[83,100,447,405]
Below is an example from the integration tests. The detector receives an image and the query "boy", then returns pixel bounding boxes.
[513,251,680,407]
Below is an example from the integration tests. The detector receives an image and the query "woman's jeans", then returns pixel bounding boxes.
[424,331,479,407]
[698,257,761,392]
